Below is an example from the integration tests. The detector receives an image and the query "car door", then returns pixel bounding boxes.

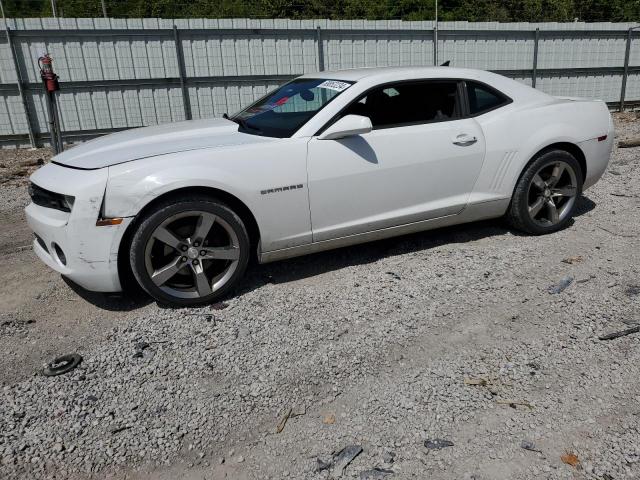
[306,79,486,242]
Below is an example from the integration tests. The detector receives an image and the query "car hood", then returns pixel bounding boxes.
[52,118,276,169]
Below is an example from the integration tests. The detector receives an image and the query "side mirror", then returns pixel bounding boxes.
[318,114,372,141]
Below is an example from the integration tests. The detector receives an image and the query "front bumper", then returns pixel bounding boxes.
[25,163,131,293]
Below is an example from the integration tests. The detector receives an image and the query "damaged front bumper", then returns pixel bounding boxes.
[25,163,131,292]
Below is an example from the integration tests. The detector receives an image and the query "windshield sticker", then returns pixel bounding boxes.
[317,80,351,92]
[244,96,291,116]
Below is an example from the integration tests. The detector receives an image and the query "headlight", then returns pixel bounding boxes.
[29,182,75,213]
[60,194,75,212]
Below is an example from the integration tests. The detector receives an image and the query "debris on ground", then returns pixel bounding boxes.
[548,276,574,294]
[323,413,336,425]
[520,440,542,453]
[110,425,132,435]
[332,445,363,476]
[315,457,332,472]
[561,452,580,468]
[618,138,640,148]
[0,157,45,183]
[382,451,396,464]
[562,255,583,264]
[276,407,292,433]
[576,275,595,284]
[464,377,488,386]
[273,405,305,434]
[597,225,637,238]
[133,341,150,358]
[598,325,640,341]
[496,399,533,409]
[184,312,216,322]
[360,467,394,479]
[41,354,83,377]
[610,192,639,198]
[210,302,229,310]
[424,438,454,449]
[19,158,45,167]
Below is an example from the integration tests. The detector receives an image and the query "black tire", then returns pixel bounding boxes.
[130,195,250,307]
[507,149,583,235]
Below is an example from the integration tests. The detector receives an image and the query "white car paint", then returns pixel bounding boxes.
[26,67,613,293]
[307,116,486,241]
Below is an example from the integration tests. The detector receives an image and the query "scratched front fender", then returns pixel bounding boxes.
[104,140,313,252]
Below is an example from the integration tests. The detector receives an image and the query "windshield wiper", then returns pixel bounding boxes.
[226,115,262,134]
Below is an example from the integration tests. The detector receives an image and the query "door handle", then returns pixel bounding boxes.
[453,134,478,146]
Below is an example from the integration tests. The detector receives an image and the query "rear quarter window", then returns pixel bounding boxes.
[466,81,509,115]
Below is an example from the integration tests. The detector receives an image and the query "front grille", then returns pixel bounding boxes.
[28,182,75,213]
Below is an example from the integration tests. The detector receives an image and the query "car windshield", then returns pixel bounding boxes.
[230,78,354,138]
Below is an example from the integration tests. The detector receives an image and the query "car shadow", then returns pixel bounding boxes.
[238,194,597,292]
[339,136,378,163]
[62,195,597,310]
[574,195,596,217]
[62,276,152,312]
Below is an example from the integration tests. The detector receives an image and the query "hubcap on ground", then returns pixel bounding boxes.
[144,211,240,299]
[527,161,578,226]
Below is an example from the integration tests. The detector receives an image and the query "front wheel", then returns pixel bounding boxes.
[507,150,583,235]
[129,196,250,306]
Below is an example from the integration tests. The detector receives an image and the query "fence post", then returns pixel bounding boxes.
[5,27,36,147]
[433,25,438,66]
[173,25,192,120]
[532,28,539,88]
[316,26,324,71]
[619,28,633,112]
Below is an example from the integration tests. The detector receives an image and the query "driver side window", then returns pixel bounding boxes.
[343,80,462,129]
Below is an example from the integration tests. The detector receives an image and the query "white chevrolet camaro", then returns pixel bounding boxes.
[26,67,613,306]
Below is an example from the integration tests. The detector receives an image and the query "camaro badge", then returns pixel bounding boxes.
[260,184,304,195]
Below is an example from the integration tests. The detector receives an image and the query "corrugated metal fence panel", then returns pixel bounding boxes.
[439,31,535,70]
[0,18,638,146]
[535,74,623,101]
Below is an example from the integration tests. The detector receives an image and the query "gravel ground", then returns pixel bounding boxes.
[1,115,639,480]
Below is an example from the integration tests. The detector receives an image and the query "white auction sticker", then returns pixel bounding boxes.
[317,80,351,92]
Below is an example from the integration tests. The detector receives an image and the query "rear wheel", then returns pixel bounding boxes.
[130,196,250,306]
[507,150,582,235]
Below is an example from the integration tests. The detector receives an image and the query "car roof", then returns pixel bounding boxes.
[298,66,480,82]
[298,66,551,102]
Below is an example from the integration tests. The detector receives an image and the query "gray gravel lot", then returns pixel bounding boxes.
[1,114,639,480]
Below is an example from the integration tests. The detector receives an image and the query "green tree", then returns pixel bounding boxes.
[2,0,640,22]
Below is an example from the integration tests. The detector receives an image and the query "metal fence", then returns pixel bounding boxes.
[1,18,639,148]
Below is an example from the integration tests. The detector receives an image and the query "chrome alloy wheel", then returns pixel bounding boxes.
[143,211,241,299]
[527,160,578,226]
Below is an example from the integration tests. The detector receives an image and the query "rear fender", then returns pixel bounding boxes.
[472,100,611,202]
